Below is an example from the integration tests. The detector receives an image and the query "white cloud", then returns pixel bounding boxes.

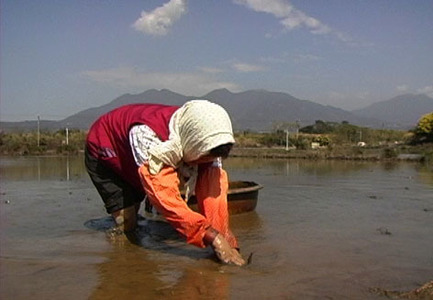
[397,84,409,93]
[234,0,331,35]
[234,0,294,18]
[417,85,433,97]
[232,62,265,72]
[82,67,241,95]
[197,67,224,74]
[395,85,433,97]
[260,53,320,65]
[132,0,187,36]
[260,56,286,64]
[293,54,321,62]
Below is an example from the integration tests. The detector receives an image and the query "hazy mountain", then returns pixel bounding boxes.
[202,89,378,130]
[57,89,192,129]
[352,94,433,128]
[2,89,429,132]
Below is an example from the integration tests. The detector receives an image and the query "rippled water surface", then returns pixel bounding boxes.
[1,156,432,299]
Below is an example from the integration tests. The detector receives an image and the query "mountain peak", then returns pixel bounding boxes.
[353,93,433,127]
[2,89,427,132]
[203,88,234,97]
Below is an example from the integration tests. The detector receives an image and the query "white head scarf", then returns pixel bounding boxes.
[148,100,235,175]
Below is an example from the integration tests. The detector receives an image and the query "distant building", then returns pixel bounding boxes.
[311,142,321,149]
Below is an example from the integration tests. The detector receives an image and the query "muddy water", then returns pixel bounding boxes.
[1,156,432,299]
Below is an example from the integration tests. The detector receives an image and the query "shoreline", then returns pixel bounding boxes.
[230,145,432,163]
[0,144,432,164]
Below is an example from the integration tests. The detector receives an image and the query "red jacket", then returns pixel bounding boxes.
[86,104,179,191]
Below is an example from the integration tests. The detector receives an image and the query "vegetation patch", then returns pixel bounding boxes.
[1,118,432,165]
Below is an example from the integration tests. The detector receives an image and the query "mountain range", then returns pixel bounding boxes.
[1,89,432,132]
[352,93,433,128]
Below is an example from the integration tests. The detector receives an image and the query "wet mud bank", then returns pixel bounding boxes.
[230,146,432,163]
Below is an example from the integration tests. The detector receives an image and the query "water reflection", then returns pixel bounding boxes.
[416,164,433,185]
[89,241,231,299]
[225,158,374,177]
[85,218,236,299]
[2,155,429,184]
[0,155,86,181]
[84,211,264,299]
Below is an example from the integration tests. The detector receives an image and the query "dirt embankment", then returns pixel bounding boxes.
[230,145,432,163]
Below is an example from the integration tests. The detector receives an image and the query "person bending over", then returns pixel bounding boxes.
[85,100,245,266]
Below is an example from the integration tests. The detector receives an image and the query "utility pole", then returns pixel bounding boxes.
[37,115,40,147]
[66,126,69,145]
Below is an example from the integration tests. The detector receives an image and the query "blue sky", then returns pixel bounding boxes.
[1,0,432,121]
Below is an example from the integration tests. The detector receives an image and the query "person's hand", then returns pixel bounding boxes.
[212,233,246,266]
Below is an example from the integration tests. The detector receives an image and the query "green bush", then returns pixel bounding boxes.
[412,112,433,144]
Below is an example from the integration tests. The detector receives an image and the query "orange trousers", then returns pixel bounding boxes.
[138,164,238,249]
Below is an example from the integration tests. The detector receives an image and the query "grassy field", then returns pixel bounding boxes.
[1,128,432,164]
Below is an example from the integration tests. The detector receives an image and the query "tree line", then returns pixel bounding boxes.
[0,112,432,156]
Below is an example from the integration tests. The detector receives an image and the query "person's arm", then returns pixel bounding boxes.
[196,162,239,249]
[138,163,211,247]
[138,163,246,266]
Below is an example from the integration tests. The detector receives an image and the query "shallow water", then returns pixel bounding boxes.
[1,156,432,299]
